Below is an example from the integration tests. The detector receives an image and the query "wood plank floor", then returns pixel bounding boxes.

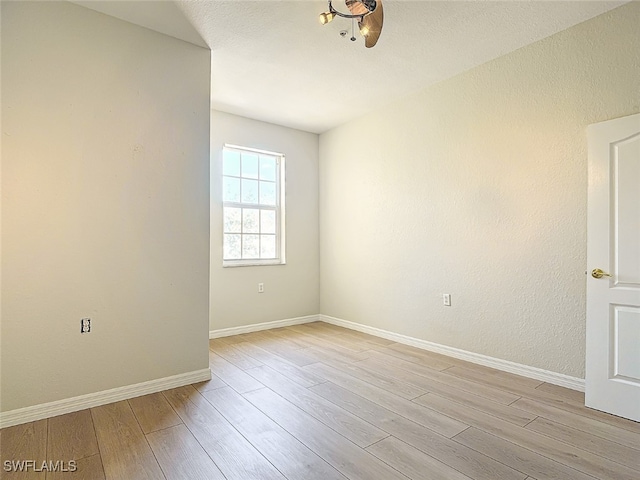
[2,321,639,480]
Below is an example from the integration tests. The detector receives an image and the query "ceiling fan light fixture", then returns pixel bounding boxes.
[319,0,383,47]
[319,11,336,25]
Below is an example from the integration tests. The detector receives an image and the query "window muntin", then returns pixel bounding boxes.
[222,145,284,266]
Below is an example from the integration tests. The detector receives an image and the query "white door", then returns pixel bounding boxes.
[586,113,640,421]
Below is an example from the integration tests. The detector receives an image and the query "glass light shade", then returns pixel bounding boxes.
[319,11,336,25]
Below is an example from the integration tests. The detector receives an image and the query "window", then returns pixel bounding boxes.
[222,145,285,266]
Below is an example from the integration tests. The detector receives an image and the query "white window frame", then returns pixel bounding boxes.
[222,144,286,267]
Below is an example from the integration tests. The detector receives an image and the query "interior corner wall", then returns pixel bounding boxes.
[1,1,211,412]
[210,111,319,332]
[319,3,640,379]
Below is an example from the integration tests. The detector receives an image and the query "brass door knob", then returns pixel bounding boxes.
[591,268,612,279]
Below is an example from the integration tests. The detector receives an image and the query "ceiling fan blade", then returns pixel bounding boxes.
[345,0,370,16]
[359,0,383,48]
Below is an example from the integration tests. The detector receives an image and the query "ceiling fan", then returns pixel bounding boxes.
[319,0,384,48]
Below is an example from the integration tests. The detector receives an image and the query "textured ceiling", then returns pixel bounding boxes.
[75,1,627,133]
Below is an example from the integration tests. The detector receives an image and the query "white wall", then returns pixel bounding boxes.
[210,111,319,331]
[319,3,640,379]
[1,1,211,412]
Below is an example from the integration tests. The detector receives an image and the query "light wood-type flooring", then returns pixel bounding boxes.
[2,321,639,479]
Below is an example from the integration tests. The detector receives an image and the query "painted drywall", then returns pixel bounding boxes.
[210,111,319,331]
[319,3,640,379]
[1,1,211,411]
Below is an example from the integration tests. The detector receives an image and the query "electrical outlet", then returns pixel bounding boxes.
[80,318,91,333]
[443,294,451,306]
[258,283,264,293]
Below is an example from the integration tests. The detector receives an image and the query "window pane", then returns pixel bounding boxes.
[223,234,241,260]
[243,208,259,233]
[241,179,259,204]
[259,181,276,206]
[243,234,260,259]
[241,153,259,179]
[222,146,284,266]
[260,155,277,181]
[223,207,241,233]
[260,235,276,258]
[223,176,240,202]
[261,210,276,234]
[223,150,241,177]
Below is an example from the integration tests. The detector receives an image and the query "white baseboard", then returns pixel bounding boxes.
[0,368,211,429]
[209,314,319,339]
[320,314,585,392]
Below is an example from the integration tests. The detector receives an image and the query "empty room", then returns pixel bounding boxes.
[1,1,639,479]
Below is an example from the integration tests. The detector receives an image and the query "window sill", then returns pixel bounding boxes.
[222,260,286,268]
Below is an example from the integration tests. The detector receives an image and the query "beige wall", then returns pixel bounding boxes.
[210,111,319,331]
[1,1,211,411]
[319,3,640,378]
